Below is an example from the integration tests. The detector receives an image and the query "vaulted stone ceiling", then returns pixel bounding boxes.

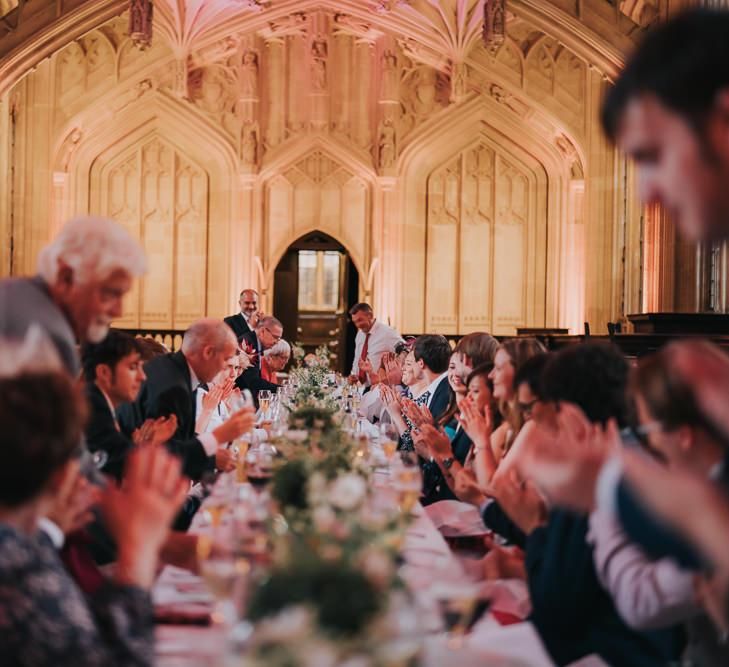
[0,0,661,335]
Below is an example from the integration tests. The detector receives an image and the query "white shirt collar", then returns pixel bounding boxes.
[38,517,65,549]
[240,311,251,321]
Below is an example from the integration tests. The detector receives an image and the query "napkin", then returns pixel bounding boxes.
[425,500,488,537]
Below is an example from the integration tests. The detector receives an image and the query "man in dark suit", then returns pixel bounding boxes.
[122,319,255,481]
[81,331,147,480]
[236,315,283,398]
[224,289,261,340]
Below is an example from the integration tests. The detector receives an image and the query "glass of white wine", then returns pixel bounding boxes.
[379,422,399,469]
[258,390,272,421]
[393,451,422,514]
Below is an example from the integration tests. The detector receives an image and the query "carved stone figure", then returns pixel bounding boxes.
[239,50,259,99]
[129,0,153,50]
[240,122,258,165]
[380,50,399,101]
[483,0,506,56]
[378,120,396,169]
[311,38,328,91]
[450,61,467,103]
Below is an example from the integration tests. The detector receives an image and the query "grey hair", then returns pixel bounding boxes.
[256,315,283,331]
[37,216,146,285]
[264,339,291,359]
[181,319,236,355]
[239,288,258,298]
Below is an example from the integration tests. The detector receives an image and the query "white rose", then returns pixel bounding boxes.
[312,505,336,532]
[328,473,367,511]
[256,606,313,642]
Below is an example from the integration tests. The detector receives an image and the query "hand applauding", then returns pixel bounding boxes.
[132,415,178,448]
[401,399,433,429]
[413,423,451,460]
[514,403,618,512]
[458,397,492,445]
[212,406,256,445]
[102,446,189,588]
[454,467,486,507]
[486,471,547,535]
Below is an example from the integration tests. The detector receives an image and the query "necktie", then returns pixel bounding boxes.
[358,333,371,383]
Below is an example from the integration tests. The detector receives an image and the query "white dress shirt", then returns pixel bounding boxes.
[350,319,403,378]
[188,363,219,456]
[423,372,448,411]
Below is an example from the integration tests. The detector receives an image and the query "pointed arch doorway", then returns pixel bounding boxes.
[273,231,360,374]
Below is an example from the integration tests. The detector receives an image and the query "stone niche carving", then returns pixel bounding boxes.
[426,142,533,334]
[400,64,450,137]
[98,136,209,329]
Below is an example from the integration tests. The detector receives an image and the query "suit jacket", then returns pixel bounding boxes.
[122,351,212,481]
[235,330,279,397]
[525,509,681,666]
[224,313,253,340]
[428,375,451,424]
[84,383,132,482]
[0,275,79,376]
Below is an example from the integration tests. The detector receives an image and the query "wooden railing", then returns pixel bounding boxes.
[116,327,729,360]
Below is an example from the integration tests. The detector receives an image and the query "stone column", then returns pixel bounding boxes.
[353,37,375,149]
[264,37,285,149]
[642,203,676,311]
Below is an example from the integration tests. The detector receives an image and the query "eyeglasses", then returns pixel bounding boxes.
[264,327,282,342]
[517,399,537,418]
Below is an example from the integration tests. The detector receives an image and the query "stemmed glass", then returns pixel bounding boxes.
[379,422,399,468]
[258,390,272,420]
[392,451,422,514]
[245,442,276,496]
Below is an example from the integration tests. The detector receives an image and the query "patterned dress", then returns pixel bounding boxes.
[397,388,431,452]
[0,524,154,667]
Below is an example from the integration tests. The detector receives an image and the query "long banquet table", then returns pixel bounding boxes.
[153,470,558,667]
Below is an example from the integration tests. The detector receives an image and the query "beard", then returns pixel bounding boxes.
[86,320,111,343]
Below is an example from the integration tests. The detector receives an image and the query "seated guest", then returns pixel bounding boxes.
[261,339,291,383]
[135,336,168,362]
[359,340,413,423]
[236,316,283,398]
[416,363,500,504]
[489,338,546,460]
[195,352,243,435]
[0,366,187,666]
[224,288,262,339]
[482,342,681,666]
[381,349,430,450]
[82,331,176,480]
[121,319,255,480]
[348,303,403,385]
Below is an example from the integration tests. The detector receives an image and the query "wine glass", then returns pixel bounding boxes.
[258,390,272,420]
[245,442,275,496]
[197,523,249,628]
[393,451,422,514]
[379,422,399,468]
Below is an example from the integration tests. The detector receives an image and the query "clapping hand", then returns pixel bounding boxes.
[454,467,487,507]
[486,471,547,535]
[481,534,526,581]
[212,406,256,445]
[133,415,178,448]
[401,399,433,428]
[514,403,617,512]
[383,354,403,386]
[458,397,492,445]
[215,447,236,473]
[249,310,264,329]
[103,446,189,588]
[414,423,451,460]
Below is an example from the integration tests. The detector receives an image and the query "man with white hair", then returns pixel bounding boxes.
[0,216,146,376]
[122,318,256,481]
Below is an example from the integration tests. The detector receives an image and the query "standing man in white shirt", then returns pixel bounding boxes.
[348,302,403,386]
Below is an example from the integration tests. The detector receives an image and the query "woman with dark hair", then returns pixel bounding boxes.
[0,367,188,666]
